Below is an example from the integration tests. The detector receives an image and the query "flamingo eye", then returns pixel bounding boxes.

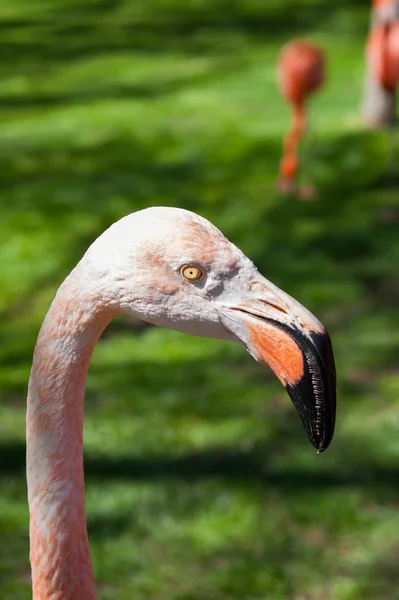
[180,265,204,282]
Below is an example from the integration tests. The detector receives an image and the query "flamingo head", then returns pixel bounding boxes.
[83,207,336,452]
[277,40,325,105]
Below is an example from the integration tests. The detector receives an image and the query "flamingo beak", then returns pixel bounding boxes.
[218,280,336,452]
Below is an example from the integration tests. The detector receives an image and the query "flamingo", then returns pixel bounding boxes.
[363,0,399,127]
[276,40,325,199]
[27,206,336,599]
[365,8,399,177]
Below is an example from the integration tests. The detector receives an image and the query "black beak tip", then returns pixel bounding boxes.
[315,436,332,454]
[304,415,335,454]
[307,431,331,453]
[285,328,336,453]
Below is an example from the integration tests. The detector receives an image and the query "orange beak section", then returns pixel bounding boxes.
[246,318,305,387]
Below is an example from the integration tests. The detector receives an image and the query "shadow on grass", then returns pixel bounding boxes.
[2,437,399,496]
[0,0,369,72]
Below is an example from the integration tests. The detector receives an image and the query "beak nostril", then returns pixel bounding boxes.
[259,299,289,315]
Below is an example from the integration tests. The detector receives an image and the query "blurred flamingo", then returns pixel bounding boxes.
[277,40,325,199]
[363,0,399,127]
[366,5,399,181]
[366,19,399,93]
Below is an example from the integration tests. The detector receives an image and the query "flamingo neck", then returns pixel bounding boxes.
[279,101,307,183]
[27,271,116,600]
[287,102,306,157]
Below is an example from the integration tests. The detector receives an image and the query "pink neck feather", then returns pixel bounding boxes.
[27,273,116,600]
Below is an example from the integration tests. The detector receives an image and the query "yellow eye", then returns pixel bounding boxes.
[180,265,204,282]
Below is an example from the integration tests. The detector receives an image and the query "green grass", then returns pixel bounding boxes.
[1,1,399,598]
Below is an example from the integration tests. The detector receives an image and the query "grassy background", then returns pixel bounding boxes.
[1,1,399,598]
